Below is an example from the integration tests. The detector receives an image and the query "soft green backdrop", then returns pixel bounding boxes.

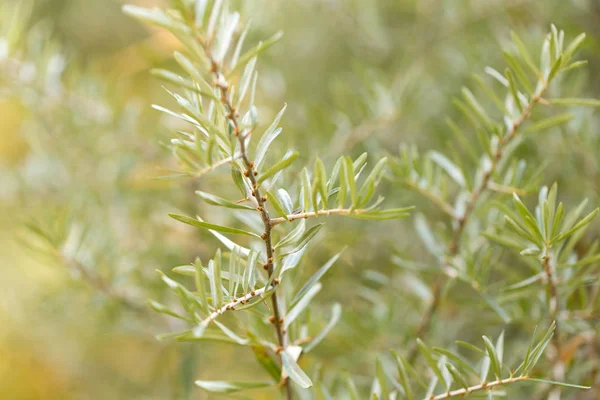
[0,0,599,398]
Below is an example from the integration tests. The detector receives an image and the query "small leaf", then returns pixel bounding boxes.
[523,114,574,134]
[256,152,299,185]
[255,104,287,169]
[554,208,599,242]
[195,380,274,393]
[169,214,260,238]
[428,151,466,188]
[417,339,447,390]
[482,335,502,379]
[549,98,600,108]
[527,378,591,390]
[266,191,289,220]
[251,346,281,382]
[344,157,357,208]
[278,223,324,257]
[275,219,306,249]
[284,283,322,328]
[292,250,344,305]
[281,349,313,388]
[392,352,414,400]
[304,303,342,352]
[196,191,254,210]
[277,189,294,214]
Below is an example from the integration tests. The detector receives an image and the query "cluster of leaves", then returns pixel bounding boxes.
[124,0,412,397]
[5,0,600,398]
[384,21,599,400]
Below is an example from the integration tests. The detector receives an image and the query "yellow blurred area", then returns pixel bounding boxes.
[0,99,29,164]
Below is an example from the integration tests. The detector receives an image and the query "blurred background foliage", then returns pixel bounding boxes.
[0,0,599,398]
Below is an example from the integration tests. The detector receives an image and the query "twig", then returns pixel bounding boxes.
[200,38,292,400]
[431,376,529,400]
[270,208,368,226]
[63,255,145,313]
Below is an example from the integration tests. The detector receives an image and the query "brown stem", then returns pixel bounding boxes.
[431,376,530,400]
[202,43,291,399]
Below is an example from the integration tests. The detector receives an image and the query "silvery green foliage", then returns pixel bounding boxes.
[381,24,598,400]
[123,1,411,397]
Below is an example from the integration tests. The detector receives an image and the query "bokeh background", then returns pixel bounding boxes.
[1,0,599,398]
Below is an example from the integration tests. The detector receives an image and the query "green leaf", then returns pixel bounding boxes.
[375,358,390,399]
[433,348,478,377]
[428,151,466,188]
[169,214,260,238]
[554,208,599,242]
[417,339,447,390]
[392,352,414,400]
[281,349,313,388]
[255,104,287,169]
[549,98,600,108]
[314,157,329,209]
[358,157,387,206]
[274,217,306,248]
[278,223,324,257]
[277,189,294,214]
[195,380,274,393]
[292,250,344,305]
[505,68,523,113]
[266,191,289,220]
[284,283,322,329]
[211,250,224,307]
[337,158,348,208]
[304,303,342,352]
[523,322,555,375]
[563,33,586,61]
[196,191,254,210]
[344,157,357,208]
[251,346,282,382]
[482,336,502,379]
[256,151,299,185]
[511,31,540,75]
[445,363,470,390]
[527,378,591,390]
[232,31,284,75]
[523,113,574,134]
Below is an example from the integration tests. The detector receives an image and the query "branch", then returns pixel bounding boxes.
[199,36,292,400]
[432,376,529,400]
[62,254,145,313]
[270,208,369,226]
[193,153,241,177]
[200,285,272,325]
[411,82,549,357]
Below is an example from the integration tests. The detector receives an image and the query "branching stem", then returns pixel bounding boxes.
[409,84,548,360]
[431,376,529,400]
[201,41,292,400]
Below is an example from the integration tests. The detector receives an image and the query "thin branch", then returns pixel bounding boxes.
[200,285,271,325]
[200,38,292,400]
[270,208,369,226]
[194,153,241,177]
[432,376,529,400]
[62,254,145,313]
[410,83,549,359]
